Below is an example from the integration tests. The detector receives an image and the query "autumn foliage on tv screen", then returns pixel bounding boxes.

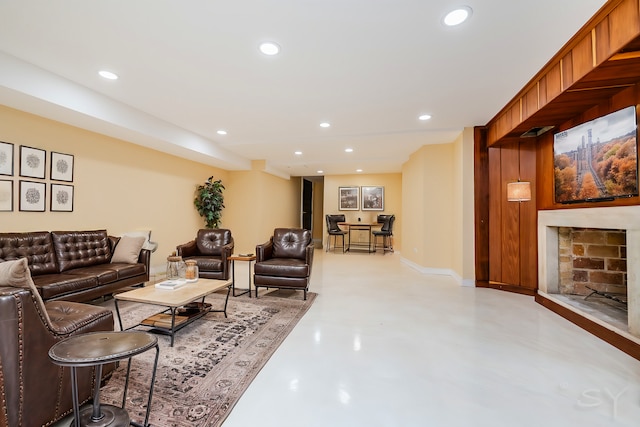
[554,106,639,203]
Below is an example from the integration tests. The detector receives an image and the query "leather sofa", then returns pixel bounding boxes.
[254,228,314,300]
[0,258,115,427]
[176,229,234,280]
[0,230,150,303]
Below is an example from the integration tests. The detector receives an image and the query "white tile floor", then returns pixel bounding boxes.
[222,250,640,427]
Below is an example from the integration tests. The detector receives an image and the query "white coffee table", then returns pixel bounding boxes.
[114,278,231,347]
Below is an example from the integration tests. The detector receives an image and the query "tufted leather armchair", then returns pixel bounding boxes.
[254,228,314,300]
[0,259,114,427]
[176,229,234,280]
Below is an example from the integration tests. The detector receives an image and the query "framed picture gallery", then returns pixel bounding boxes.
[339,186,359,210]
[361,186,384,211]
[50,151,74,182]
[51,184,74,212]
[0,142,14,176]
[20,145,46,179]
[0,180,13,211]
[19,180,46,212]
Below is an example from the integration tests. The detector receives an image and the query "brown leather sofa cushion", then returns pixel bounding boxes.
[0,231,58,275]
[52,230,112,272]
[272,228,312,260]
[253,258,310,278]
[33,273,98,300]
[196,229,232,256]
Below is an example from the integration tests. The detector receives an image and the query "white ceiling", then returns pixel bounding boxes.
[0,0,608,178]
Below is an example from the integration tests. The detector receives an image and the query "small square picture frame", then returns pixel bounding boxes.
[19,180,46,212]
[0,142,14,176]
[339,186,359,211]
[20,145,46,179]
[51,184,74,212]
[361,186,384,211]
[0,179,13,211]
[50,151,74,182]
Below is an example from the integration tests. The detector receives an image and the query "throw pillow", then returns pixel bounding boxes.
[111,235,146,264]
[0,258,52,326]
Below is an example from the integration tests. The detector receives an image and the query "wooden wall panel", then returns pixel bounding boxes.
[595,17,611,64]
[500,143,521,285]
[474,127,490,283]
[562,53,574,90]
[546,63,562,101]
[572,33,595,82]
[488,147,502,282]
[519,143,538,290]
[536,133,556,209]
[609,0,640,51]
[523,84,538,121]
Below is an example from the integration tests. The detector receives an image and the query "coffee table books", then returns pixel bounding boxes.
[154,279,188,290]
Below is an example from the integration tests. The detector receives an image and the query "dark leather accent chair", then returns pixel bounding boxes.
[176,229,234,280]
[254,228,314,300]
[325,214,347,252]
[373,214,395,253]
[0,259,114,427]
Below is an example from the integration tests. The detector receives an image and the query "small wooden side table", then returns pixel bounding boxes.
[229,254,256,297]
[49,331,159,427]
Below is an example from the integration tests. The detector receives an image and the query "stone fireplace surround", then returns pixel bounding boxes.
[538,205,640,344]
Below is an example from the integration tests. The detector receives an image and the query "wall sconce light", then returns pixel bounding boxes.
[507,181,531,202]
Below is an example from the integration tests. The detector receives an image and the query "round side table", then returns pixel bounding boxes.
[49,331,159,427]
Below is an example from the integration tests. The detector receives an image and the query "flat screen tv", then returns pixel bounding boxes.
[553,105,638,204]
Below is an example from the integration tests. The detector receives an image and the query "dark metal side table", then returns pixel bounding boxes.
[49,331,159,427]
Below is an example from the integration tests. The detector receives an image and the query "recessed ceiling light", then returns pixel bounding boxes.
[294,151,302,155]
[345,148,353,153]
[443,6,472,26]
[217,130,227,135]
[317,170,324,174]
[419,114,432,121]
[98,70,118,80]
[320,122,331,128]
[259,41,281,55]
[356,169,363,173]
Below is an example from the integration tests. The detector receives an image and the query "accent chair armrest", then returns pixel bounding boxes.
[176,240,197,257]
[256,239,273,262]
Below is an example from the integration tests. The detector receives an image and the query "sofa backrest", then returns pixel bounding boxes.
[272,228,311,260]
[196,229,232,256]
[51,230,112,272]
[0,232,58,276]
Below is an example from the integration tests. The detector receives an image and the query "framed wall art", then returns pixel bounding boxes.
[19,180,46,212]
[0,142,14,176]
[339,186,359,210]
[51,184,74,212]
[0,180,13,211]
[361,186,384,211]
[50,151,74,182]
[20,145,46,179]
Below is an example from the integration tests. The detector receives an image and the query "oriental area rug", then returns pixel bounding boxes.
[98,289,316,427]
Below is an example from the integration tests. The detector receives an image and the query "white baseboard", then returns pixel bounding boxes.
[400,257,474,287]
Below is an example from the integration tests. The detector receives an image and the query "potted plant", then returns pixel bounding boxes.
[194,176,225,228]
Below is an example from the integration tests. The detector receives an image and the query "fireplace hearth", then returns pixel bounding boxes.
[538,206,640,342]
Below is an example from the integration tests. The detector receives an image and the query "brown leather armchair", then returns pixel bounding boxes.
[176,229,234,280]
[0,259,114,427]
[254,228,314,300]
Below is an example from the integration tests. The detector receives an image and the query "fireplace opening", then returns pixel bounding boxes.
[553,227,628,330]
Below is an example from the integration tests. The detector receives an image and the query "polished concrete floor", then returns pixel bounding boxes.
[222,250,640,427]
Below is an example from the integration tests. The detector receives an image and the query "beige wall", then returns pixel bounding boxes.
[323,173,402,251]
[400,129,475,285]
[401,143,454,270]
[225,169,300,253]
[452,128,476,285]
[0,106,300,273]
